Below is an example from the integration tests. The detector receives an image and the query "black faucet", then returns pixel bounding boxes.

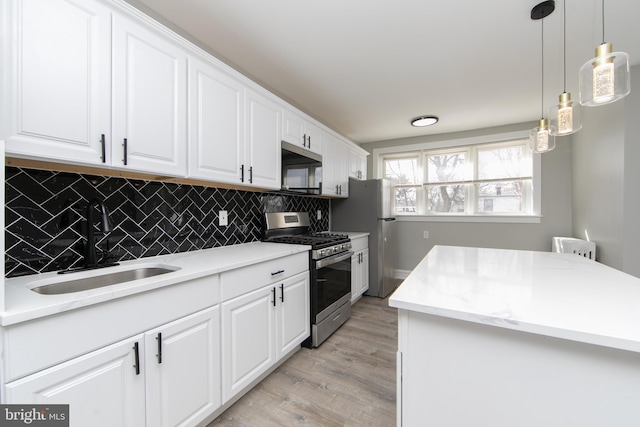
[84,198,114,268]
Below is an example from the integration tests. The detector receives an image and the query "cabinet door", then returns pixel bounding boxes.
[145,306,221,427]
[359,249,370,296]
[304,120,323,156]
[349,146,368,180]
[322,133,349,197]
[245,88,281,189]
[351,253,360,303]
[188,56,244,183]
[3,0,110,165]
[334,139,350,197]
[112,13,187,177]
[277,272,310,358]
[4,336,145,427]
[282,108,306,148]
[221,285,276,403]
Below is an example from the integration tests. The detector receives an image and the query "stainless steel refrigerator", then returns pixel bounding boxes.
[331,178,399,298]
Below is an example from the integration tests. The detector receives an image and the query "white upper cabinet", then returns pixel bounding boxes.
[3,0,188,177]
[244,88,281,189]
[188,56,280,189]
[282,107,323,156]
[322,132,349,197]
[2,0,111,165]
[349,145,368,180]
[188,55,245,183]
[112,13,187,177]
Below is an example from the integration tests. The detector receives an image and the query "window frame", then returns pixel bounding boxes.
[373,130,541,223]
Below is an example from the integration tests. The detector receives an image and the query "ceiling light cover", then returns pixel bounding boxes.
[411,116,438,127]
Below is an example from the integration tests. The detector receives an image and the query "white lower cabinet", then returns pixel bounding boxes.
[352,248,370,303]
[144,306,221,427]
[4,335,146,427]
[221,271,309,403]
[4,306,220,427]
[350,235,370,303]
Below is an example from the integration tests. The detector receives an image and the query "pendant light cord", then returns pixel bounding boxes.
[541,16,544,118]
[602,0,606,43]
[563,0,567,92]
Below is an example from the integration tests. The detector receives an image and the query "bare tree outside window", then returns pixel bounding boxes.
[426,152,466,213]
[381,139,533,216]
[384,157,419,213]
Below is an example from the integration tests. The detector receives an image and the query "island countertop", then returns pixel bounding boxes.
[389,245,640,353]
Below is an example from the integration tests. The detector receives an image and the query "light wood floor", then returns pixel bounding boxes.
[208,296,398,426]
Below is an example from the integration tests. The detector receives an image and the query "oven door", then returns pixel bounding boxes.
[313,251,353,324]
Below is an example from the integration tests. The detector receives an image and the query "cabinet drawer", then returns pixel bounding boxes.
[221,252,309,301]
[351,235,369,252]
[3,274,220,382]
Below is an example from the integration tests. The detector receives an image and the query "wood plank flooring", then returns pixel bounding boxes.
[208,296,398,426]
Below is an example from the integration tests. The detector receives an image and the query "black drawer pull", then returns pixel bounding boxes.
[133,342,140,375]
[100,134,106,163]
[271,269,285,276]
[156,333,162,364]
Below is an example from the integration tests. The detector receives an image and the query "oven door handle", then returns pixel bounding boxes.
[316,251,354,269]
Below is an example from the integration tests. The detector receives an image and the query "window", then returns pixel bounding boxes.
[381,139,534,217]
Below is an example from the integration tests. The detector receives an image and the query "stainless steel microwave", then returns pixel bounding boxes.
[281,141,322,195]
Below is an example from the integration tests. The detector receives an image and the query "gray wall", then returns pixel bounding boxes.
[362,123,573,272]
[572,65,640,275]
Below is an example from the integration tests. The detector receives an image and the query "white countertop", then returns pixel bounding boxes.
[2,242,310,326]
[389,245,640,353]
[334,231,370,240]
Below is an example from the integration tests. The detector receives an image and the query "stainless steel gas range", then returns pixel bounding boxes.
[263,212,353,347]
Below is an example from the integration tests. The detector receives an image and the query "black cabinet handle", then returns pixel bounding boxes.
[100,134,106,163]
[123,138,128,165]
[280,283,284,302]
[249,166,253,184]
[271,269,285,276]
[307,135,311,149]
[133,342,140,375]
[240,164,245,182]
[303,134,307,148]
[271,287,276,306]
[156,333,162,364]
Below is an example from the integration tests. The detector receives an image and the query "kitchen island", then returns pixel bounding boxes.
[389,245,640,427]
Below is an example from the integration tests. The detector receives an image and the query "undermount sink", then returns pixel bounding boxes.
[30,265,181,295]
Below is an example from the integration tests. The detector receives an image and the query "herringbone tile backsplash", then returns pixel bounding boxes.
[5,167,329,277]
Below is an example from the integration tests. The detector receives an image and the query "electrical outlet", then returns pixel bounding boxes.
[219,210,228,226]
[423,230,429,239]
[317,210,322,220]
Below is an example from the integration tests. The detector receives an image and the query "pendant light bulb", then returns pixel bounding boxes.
[549,0,582,136]
[530,1,556,153]
[530,119,556,153]
[579,1,631,106]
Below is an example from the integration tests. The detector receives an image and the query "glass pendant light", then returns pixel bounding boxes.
[579,0,630,106]
[550,0,582,135]
[530,1,556,153]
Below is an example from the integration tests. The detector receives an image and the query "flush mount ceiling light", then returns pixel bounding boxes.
[549,0,582,136]
[530,1,556,154]
[411,116,439,127]
[579,0,630,106]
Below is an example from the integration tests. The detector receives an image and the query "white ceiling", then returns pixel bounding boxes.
[129,0,640,144]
